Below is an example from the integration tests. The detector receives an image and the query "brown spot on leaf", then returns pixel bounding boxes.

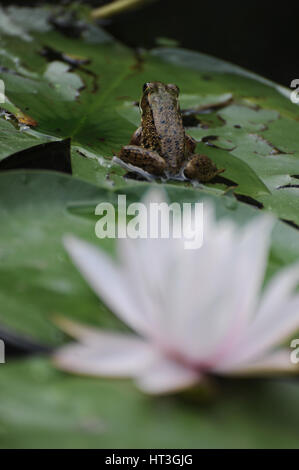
[116,96,132,101]
[15,111,37,127]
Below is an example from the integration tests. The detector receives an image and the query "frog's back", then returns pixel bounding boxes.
[141,105,162,153]
[149,92,185,174]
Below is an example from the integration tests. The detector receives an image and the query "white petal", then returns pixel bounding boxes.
[141,186,169,208]
[135,355,200,394]
[53,316,143,346]
[118,236,167,333]
[53,331,155,377]
[218,349,299,375]
[119,235,187,345]
[175,214,273,362]
[125,203,240,353]
[64,236,152,337]
[224,295,299,368]
[117,186,189,341]
[230,214,274,325]
[254,263,299,324]
[220,263,299,368]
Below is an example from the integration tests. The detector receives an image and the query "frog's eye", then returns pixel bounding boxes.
[142,82,151,93]
[167,84,180,95]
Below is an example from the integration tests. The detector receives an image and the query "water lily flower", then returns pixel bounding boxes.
[54,190,299,394]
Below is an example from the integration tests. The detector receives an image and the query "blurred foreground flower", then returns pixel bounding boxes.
[54,191,299,394]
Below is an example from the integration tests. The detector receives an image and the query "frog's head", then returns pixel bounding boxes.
[140,82,180,111]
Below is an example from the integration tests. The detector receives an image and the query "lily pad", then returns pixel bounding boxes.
[1,4,299,450]
[1,358,299,448]
[0,4,299,223]
[0,170,298,345]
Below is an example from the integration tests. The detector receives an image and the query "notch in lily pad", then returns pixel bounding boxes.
[0,138,72,174]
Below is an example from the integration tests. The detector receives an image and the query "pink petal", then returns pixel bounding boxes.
[53,329,155,377]
[135,354,200,394]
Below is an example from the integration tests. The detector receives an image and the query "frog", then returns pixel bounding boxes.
[118,81,224,182]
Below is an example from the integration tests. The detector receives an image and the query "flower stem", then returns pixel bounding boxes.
[91,0,155,19]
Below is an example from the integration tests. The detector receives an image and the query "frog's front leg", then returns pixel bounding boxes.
[184,154,224,183]
[129,127,142,145]
[185,134,197,154]
[118,145,166,176]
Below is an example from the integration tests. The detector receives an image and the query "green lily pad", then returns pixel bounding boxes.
[1,358,299,448]
[0,3,299,344]
[0,4,299,223]
[0,119,51,160]
[1,5,299,449]
[0,170,298,345]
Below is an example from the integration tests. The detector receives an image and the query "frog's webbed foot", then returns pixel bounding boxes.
[184,154,225,183]
[118,145,166,176]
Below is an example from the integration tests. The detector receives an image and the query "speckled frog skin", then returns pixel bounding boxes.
[118,82,223,182]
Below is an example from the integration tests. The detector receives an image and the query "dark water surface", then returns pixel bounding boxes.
[2,0,299,85]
